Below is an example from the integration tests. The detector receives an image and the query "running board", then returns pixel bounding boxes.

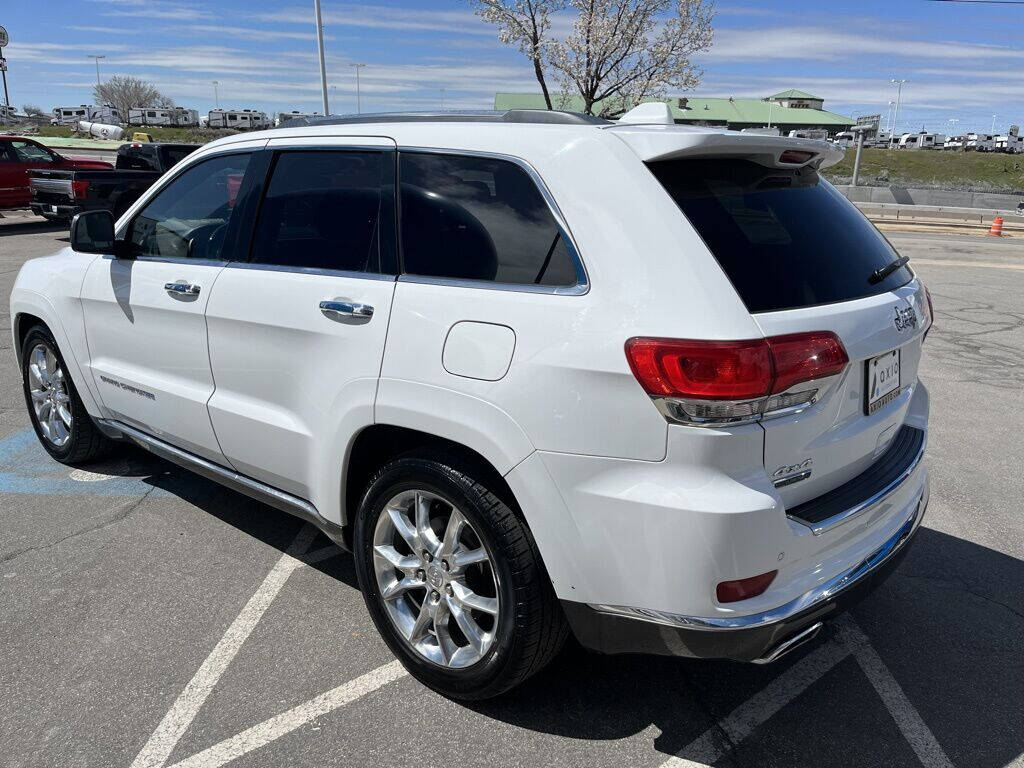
[98,419,348,549]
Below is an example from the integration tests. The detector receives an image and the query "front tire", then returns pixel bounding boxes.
[353,454,567,700]
[21,325,115,465]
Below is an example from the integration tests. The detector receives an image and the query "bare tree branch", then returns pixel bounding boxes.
[550,0,714,115]
[92,76,171,118]
[470,0,567,109]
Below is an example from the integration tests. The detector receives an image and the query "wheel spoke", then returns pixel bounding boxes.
[408,598,433,644]
[440,508,466,558]
[386,506,418,551]
[415,492,441,554]
[373,544,419,573]
[433,600,455,664]
[30,389,47,404]
[381,575,423,601]
[447,597,487,655]
[452,547,488,569]
[451,581,498,615]
[57,404,73,428]
[51,417,69,445]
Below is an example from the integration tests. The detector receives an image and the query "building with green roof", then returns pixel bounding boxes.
[494,90,854,135]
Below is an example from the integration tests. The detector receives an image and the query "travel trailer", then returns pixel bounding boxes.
[787,129,829,140]
[275,111,319,127]
[994,125,1021,154]
[128,107,200,127]
[965,133,995,152]
[898,132,945,150]
[944,135,965,150]
[207,109,271,130]
[51,105,122,126]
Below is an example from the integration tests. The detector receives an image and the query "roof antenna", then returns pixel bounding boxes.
[618,102,674,126]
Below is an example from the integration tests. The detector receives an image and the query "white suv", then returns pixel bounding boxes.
[10,108,931,699]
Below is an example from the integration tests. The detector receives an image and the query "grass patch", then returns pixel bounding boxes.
[824,148,1024,193]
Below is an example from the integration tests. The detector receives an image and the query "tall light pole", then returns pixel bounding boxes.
[991,114,998,135]
[88,54,105,88]
[212,80,219,109]
[314,0,329,115]
[947,117,959,138]
[888,79,906,149]
[885,100,895,135]
[351,63,366,114]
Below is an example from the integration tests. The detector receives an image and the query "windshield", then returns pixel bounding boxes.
[647,158,914,313]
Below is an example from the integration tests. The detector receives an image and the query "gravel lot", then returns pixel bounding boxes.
[2,211,1022,768]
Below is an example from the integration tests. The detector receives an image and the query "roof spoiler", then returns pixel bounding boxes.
[609,125,845,169]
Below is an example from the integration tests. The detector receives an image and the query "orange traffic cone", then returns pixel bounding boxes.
[988,216,1004,236]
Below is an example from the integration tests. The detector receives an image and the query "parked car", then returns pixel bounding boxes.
[29,142,199,222]
[0,136,112,211]
[9,109,932,700]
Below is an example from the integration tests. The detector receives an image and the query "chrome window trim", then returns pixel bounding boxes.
[591,487,927,632]
[101,255,228,268]
[397,145,590,295]
[225,261,396,282]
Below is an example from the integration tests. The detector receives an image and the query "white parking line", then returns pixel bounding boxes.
[129,524,319,768]
[836,618,956,768]
[659,637,853,767]
[167,661,408,768]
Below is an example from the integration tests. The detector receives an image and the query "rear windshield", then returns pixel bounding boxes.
[647,158,913,313]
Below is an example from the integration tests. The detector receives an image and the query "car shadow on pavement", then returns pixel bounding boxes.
[85,449,1024,767]
[464,526,1024,767]
[0,218,68,237]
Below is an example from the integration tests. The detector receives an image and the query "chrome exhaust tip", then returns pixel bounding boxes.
[752,621,824,665]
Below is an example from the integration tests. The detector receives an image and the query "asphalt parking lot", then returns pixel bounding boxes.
[1,212,1022,768]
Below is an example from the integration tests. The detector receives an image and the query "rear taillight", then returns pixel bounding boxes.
[70,179,90,200]
[625,332,849,426]
[717,570,777,603]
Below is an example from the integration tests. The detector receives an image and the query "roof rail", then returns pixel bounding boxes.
[289,109,611,127]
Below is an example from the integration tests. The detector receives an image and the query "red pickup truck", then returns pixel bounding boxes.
[0,136,112,211]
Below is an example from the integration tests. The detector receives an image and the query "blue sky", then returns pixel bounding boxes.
[2,0,1023,134]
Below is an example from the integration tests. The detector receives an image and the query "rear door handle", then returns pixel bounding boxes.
[320,300,374,319]
[165,281,201,296]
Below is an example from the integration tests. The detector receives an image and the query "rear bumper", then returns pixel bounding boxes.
[562,485,927,663]
[30,202,78,220]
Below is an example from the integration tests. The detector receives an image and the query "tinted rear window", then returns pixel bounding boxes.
[647,158,913,313]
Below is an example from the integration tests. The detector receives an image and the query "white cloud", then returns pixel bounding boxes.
[255,4,496,36]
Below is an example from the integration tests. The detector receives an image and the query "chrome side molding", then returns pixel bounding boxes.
[98,419,348,548]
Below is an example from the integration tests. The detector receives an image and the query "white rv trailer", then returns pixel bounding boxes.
[994,125,1021,153]
[207,109,271,130]
[787,128,829,140]
[129,107,173,126]
[51,105,91,126]
[128,107,201,127]
[172,108,200,127]
[943,135,964,150]
[898,132,945,150]
[965,133,995,152]
[275,110,319,127]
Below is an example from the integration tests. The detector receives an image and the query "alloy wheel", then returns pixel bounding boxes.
[27,343,73,448]
[372,489,500,669]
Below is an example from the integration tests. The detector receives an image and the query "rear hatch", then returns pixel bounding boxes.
[626,131,929,519]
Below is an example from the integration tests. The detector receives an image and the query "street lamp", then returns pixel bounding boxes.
[885,100,895,135]
[991,114,998,135]
[351,63,366,114]
[88,54,105,88]
[888,79,906,149]
[212,80,219,109]
[314,0,329,115]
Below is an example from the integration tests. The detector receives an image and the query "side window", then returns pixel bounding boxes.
[0,142,15,162]
[399,152,578,287]
[126,153,250,261]
[12,141,55,163]
[250,150,386,273]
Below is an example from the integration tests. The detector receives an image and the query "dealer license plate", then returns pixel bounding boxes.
[865,349,901,415]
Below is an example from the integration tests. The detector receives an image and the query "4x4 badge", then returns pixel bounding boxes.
[893,304,917,332]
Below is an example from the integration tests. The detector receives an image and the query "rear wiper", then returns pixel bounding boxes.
[868,256,910,284]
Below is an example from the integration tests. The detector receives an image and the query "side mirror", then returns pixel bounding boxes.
[70,210,122,256]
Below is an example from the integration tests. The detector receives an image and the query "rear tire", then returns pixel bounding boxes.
[353,454,567,700]
[20,325,115,465]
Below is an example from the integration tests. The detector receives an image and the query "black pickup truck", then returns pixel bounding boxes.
[29,142,199,222]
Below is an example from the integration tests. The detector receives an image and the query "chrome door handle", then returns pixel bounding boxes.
[320,300,374,318]
[165,281,201,296]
